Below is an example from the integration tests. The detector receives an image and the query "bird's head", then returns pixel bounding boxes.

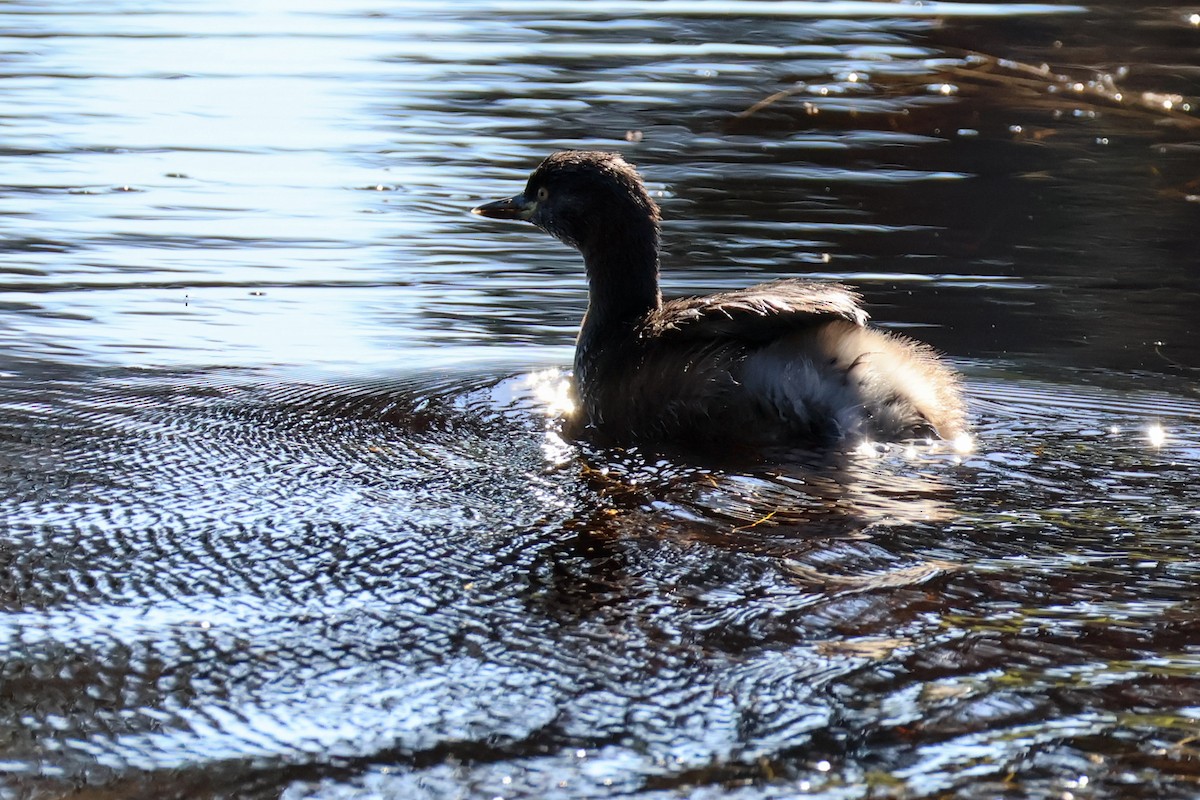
[472,151,660,253]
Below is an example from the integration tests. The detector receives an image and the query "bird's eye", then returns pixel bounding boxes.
[536,186,550,202]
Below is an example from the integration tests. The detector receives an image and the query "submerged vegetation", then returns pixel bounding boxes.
[732,51,1200,137]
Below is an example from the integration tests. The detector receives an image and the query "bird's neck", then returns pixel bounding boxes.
[578,227,662,338]
[574,238,659,401]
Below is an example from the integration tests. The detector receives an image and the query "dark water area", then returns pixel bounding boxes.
[2,1,1200,798]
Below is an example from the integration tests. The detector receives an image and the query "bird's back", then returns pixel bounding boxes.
[573,279,965,446]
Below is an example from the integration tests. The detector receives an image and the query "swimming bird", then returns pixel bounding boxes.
[472,151,966,448]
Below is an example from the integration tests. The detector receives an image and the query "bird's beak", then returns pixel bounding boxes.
[471,193,535,221]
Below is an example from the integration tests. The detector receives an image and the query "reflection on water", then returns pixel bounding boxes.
[3,365,1199,799]
[2,0,1200,798]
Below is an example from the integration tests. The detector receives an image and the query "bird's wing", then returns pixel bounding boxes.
[643,279,868,342]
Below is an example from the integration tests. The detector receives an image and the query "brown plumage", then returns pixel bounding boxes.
[473,151,967,447]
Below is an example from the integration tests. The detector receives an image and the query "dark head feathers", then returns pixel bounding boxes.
[523,152,661,249]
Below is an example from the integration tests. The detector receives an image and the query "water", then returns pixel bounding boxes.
[2,1,1199,798]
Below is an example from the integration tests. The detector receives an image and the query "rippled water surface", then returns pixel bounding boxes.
[3,1,1200,798]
